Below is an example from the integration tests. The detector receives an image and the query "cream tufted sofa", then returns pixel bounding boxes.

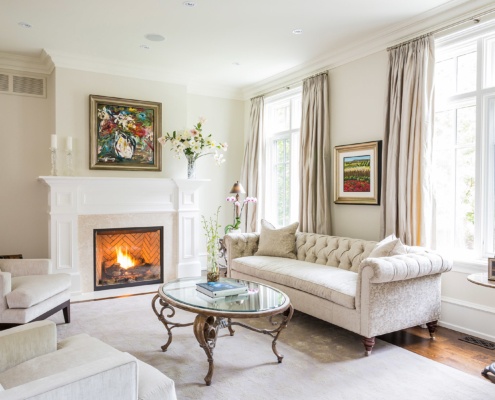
[224,232,452,355]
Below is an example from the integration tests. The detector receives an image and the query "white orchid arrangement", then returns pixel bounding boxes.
[157,117,227,165]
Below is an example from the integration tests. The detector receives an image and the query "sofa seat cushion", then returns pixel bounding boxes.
[6,274,71,309]
[232,256,357,309]
[0,333,122,389]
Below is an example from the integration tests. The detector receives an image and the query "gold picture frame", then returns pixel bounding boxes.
[89,95,162,171]
[489,258,495,281]
[334,140,382,205]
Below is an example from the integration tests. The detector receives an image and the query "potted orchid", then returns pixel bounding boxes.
[224,196,258,234]
[158,117,228,178]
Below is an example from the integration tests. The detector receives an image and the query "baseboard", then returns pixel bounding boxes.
[440,296,495,342]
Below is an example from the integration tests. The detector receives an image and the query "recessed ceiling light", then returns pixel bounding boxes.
[292,29,303,35]
[139,44,150,50]
[145,34,165,42]
[233,62,240,66]
[18,21,32,29]
[183,1,196,7]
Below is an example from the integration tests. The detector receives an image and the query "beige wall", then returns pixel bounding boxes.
[329,51,388,241]
[0,68,244,260]
[0,72,55,257]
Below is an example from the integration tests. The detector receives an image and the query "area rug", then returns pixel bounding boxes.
[51,294,494,400]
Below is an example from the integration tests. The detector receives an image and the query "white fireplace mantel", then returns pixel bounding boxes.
[39,176,207,294]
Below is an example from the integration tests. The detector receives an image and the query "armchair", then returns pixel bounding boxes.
[0,259,71,330]
[0,321,177,400]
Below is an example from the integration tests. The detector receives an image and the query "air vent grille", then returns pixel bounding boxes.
[0,74,9,92]
[13,75,44,96]
[0,71,46,98]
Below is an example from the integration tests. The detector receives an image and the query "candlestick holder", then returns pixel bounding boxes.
[50,147,58,176]
[66,150,74,176]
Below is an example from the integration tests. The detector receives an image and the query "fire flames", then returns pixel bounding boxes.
[115,247,137,269]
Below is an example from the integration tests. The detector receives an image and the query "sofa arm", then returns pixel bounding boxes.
[0,321,57,374]
[224,233,260,268]
[359,251,453,284]
[0,353,138,400]
[0,260,50,277]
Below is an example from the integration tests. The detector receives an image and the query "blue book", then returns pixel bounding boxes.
[196,281,248,297]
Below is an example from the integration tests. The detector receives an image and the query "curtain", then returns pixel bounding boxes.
[240,96,264,232]
[381,36,435,246]
[299,73,331,235]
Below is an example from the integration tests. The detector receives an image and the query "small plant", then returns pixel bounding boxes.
[201,206,222,282]
[225,196,257,234]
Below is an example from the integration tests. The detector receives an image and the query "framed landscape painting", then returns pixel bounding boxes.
[334,140,382,205]
[89,95,162,171]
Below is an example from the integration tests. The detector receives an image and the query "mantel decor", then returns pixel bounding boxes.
[334,140,382,205]
[158,118,227,179]
[89,95,162,171]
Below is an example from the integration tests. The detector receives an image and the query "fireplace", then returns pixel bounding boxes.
[94,226,163,291]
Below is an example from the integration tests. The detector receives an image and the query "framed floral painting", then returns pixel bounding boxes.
[334,140,382,205]
[89,95,162,171]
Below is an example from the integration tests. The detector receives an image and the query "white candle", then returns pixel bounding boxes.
[66,137,72,151]
[51,134,57,149]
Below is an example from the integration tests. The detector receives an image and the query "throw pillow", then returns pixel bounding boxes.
[368,235,406,258]
[255,219,299,259]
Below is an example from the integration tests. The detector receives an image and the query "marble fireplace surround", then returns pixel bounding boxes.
[39,176,206,294]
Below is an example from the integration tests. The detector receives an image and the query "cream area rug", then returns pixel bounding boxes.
[51,294,494,400]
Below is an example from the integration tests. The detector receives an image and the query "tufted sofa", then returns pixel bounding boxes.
[224,232,453,355]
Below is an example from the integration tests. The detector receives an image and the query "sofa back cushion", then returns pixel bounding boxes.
[296,233,377,272]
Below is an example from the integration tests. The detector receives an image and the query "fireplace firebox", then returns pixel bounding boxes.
[93,226,163,291]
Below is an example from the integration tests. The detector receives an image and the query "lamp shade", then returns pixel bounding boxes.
[230,181,246,194]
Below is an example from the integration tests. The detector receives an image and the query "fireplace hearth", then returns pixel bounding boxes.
[94,226,163,291]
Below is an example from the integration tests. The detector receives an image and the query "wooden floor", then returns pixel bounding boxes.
[379,325,495,383]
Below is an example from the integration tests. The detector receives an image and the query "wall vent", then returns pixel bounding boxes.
[0,74,9,92]
[0,72,46,98]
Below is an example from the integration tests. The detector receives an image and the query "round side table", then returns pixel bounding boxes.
[467,272,495,379]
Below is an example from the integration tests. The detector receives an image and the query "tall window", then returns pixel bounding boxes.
[263,88,302,227]
[433,21,495,260]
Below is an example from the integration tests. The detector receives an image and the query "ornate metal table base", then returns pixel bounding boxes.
[152,294,294,386]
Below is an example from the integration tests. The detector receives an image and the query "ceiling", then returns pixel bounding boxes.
[0,0,491,97]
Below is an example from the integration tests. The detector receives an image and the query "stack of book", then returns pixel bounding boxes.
[196,281,248,298]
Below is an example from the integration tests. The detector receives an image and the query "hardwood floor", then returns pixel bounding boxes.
[379,325,495,383]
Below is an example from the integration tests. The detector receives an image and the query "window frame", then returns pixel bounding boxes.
[434,20,495,263]
[263,87,302,227]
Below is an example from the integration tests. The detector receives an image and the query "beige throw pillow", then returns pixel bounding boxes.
[255,219,299,259]
[368,235,406,258]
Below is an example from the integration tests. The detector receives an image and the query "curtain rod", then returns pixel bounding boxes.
[251,71,328,101]
[387,7,495,51]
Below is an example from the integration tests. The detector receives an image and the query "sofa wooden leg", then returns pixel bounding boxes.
[426,320,437,340]
[362,337,375,356]
[63,303,71,323]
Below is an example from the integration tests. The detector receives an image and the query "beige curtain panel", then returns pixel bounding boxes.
[381,36,435,246]
[240,96,264,233]
[299,73,331,235]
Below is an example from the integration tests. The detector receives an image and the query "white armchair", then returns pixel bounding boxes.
[0,259,71,330]
[0,321,177,400]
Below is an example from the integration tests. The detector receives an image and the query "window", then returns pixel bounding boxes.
[433,21,495,260]
[263,88,302,227]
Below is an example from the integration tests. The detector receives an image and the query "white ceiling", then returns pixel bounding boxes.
[0,0,492,97]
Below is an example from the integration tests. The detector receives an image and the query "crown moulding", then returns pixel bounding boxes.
[0,0,493,101]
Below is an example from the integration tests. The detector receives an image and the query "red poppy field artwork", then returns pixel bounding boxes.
[343,155,371,193]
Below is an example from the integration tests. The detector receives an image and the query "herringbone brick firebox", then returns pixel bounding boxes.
[94,226,163,291]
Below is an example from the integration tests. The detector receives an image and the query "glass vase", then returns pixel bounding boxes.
[206,252,220,282]
[185,153,197,179]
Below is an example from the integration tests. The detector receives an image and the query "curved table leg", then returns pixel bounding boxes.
[271,304,294,363]
[151,294,193,352]
[193,314,222,386]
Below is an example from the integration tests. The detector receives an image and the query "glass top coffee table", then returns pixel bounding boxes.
[152,277,293,386]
